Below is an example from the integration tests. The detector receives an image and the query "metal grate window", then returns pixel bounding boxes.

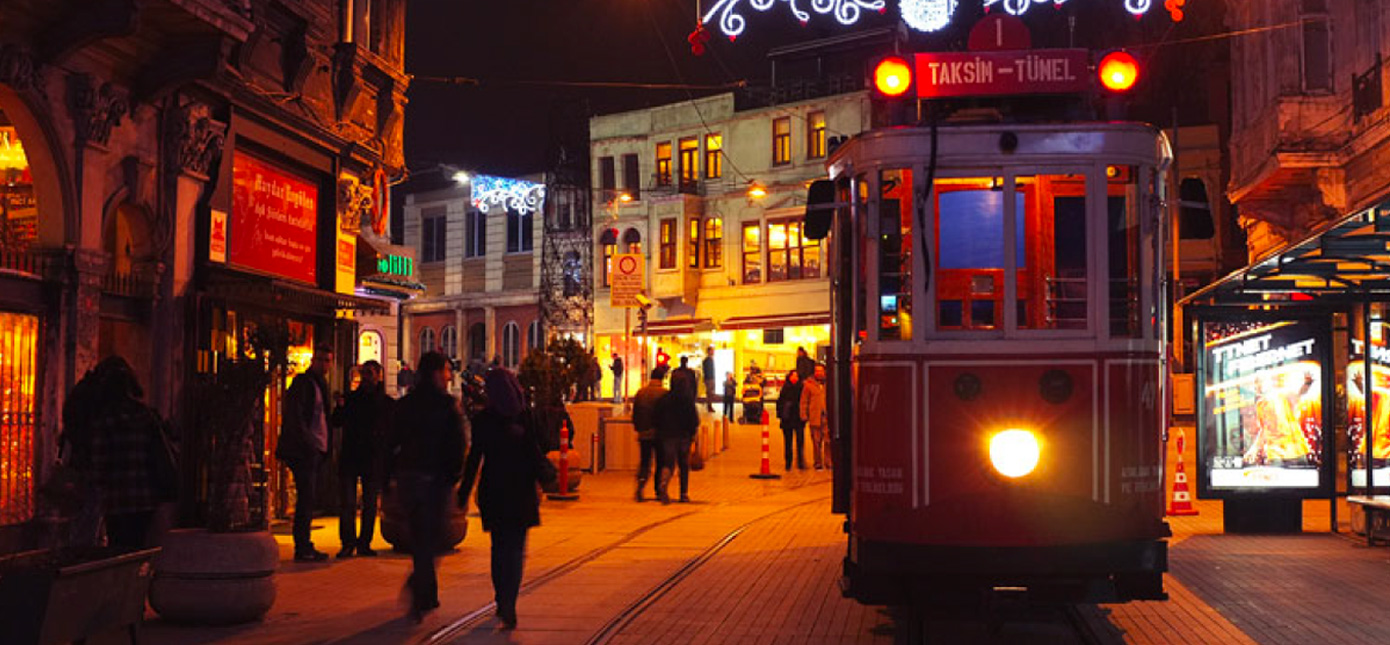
[0,311,39,525]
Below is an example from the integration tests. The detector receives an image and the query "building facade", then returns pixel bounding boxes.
[401,172,554,374]
[590,90,870,399]
[0,0,410,546]
[1228,0,1389,258]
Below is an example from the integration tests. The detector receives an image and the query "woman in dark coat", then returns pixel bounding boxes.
[459,368,554,629]
[777,370,807,471]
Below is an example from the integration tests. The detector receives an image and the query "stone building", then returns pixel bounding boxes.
[589,89,870,400]
[0,0,410,548]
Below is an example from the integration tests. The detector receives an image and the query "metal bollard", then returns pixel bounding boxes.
[590,431,600,473]
[547,422,580,501]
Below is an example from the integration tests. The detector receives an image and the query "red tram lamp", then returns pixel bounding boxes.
[989,428,1041,479]
[1098,50,1140,93]
[873,56,913,97]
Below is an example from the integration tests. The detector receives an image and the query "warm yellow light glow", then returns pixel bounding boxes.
[874,57,912,97]
[0,129,29,171]
[747,182,767,199]
[989,429,1041,478]
[618,192,634,203]
[452,170,471,183]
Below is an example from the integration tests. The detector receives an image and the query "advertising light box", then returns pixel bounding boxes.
[1200,319,1328,494]
[230,153,319,284]
[1348,331,1390,489]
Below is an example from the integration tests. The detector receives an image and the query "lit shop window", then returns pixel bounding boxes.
[0,312,39,525]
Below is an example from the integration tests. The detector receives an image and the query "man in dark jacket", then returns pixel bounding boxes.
[391,351,466,621]
[654,385,699,504]
[276,345,335,562]
[671,356,700,400]
[333,360,393,558]
[631,366,668,502]
[701,347,716,412]
[611,354,624,402]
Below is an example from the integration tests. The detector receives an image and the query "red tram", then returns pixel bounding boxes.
[805,66,1173,612]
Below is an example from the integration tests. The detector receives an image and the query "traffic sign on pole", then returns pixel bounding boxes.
[610,253,645,308]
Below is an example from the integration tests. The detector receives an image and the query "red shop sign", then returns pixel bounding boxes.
[231,153,319,284]
[913,49,1089,99]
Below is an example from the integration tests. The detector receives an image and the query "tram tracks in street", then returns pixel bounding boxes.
[420,478,829,644]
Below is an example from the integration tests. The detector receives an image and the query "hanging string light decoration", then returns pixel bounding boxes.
[702,0,1165,37]
[470,174,547,216]
[982,0,1070,17]
[701,0,888,41]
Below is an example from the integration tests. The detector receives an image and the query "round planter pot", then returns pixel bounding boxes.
[149,529,278,625]
[541,451,583,494]
[381,483,468,553]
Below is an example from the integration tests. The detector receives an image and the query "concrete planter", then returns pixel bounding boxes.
[149,529,278,625]
[0,546,160,645]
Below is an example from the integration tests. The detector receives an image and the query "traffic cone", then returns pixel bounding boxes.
[1168,428,1198,516]
[750,413,781,480]
[547,422,580,501]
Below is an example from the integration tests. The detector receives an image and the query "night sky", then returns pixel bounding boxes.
[404,1,1225,177]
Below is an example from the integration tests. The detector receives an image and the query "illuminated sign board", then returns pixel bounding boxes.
[913,49,1089,98]
[376,254,414,278]
[1199,319,1329,495]
[1348,330,1390,489]
[230,153,319,284]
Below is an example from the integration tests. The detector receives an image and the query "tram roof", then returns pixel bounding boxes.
[1181,198,1390,310]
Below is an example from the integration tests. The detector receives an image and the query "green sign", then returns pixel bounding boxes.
[377,254,413,277]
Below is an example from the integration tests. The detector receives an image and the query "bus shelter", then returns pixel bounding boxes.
[1179,199,1390,533]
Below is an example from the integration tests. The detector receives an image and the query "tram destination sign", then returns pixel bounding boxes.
[913,49,1089,99]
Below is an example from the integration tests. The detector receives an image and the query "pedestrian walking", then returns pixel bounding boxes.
[66,356,177,551]
[741,368,764,424]
[722,372,737,422]
[795,347,815,382]
[801,363,830,470]
[460,368,555,629]
[701,347,717,412]
[654,380,699,503]
[777,370,807,471]
[391,351,466,621]
[276,345,335,562]
[611,353,625,403]
[671,355,699,400]
[632,366,668,502]
[332,360,393,558]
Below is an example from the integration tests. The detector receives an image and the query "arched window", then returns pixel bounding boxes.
[358,330,383,365]
[0,112,41,249]
[527,320,542,352]
[598,228,618,287]
[418,327,436,358]
[622,227,642,254]
[440,325,458,358]
[502,322,521,369]
[468,323,487,362]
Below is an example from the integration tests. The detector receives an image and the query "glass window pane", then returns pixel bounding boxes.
[743,223,761,283]
[880,168,913,340]
[1017,174,1087,330]
[770,248,787,281]
[1108,166,1141,337]
[933,178,1000,331]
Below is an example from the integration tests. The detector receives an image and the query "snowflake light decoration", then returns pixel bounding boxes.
[900,0,957,32]
[702,0,1163,37]
[471,174,546,216]
[702,0,888,41]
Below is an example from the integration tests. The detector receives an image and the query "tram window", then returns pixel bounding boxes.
[855,177,869,342]
[1108,166,1141,338]
[879,168,913,340]
[1016,175,1087,331]
[934,177,1004,331]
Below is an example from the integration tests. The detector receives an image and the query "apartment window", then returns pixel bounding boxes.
[464,210,486,257]
[528,320,542,351]
[421,210,447,262]
[556,202,573,231]
[623,153,641,200]
[704,217,723,268]
[419,327,436,357]
[742,222,762,283]
[563,251,584,296]
[656,142,673,186]
[502,322,521,369]
[808,111,827,159]
[767,218,820,281]
[772,117,791,165]
[507,210,533,253]
[679,137,699,190]
[600,156,616,194]
[1179,178,1216,240]
[659,218,677,269]
[599,228,617,287]
[440,325,458,358]
[687,219,701,268]
[1302,0,1332,92]
[468,323,486,362]
[623,227,642,254]
[705,133,723,179]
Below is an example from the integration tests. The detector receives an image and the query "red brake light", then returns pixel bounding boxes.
[1098,51,1140,93]
[874,57,913,98]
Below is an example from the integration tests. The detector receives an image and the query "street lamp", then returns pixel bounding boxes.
[452,170,471,184]
[747,182,767,199]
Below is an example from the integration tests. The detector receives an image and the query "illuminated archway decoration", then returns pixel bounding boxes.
[470,174,546,216]
[701,0,1163,37]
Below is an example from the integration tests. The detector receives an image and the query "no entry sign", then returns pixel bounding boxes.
[913,49,1090,99]
[610,253,645,308]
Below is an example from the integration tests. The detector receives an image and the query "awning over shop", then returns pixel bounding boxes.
[639,317,712,336]
[205,268,391,315]
[719,312,830,330]
[1181,199,1390,308]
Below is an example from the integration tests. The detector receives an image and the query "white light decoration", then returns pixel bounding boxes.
[470,174,546,216]
[702,0,887,40]
[983,0,1069,17]
[900,0,956,32]
[1124,0,1152,15]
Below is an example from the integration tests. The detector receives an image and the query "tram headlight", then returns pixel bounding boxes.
[989,429,1041,479]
